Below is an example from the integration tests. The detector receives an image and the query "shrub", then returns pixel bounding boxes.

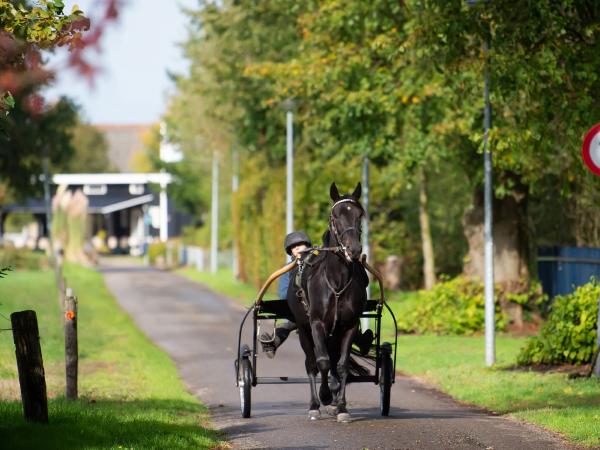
[148,242,166,265]
[517,282,599,366]
[396,276,507,335]
[0,246,48,270]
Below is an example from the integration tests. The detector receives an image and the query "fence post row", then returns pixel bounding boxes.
[64,287,79,400]
[11,310,49,423]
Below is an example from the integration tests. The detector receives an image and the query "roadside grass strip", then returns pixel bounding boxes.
[177,267,276,307]
[0,265,226,449]
[385,295,600,448]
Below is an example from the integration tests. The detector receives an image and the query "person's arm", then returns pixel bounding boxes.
[278,271,290,299]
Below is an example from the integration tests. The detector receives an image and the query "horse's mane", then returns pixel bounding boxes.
[322,229,333,247]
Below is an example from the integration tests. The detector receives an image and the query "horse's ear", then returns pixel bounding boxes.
[330,182,341,202]
[351,182,361,200]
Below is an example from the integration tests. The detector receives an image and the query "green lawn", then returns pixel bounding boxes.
[178,266,600,447]
[0,265,225,449]
[177,267,279,306]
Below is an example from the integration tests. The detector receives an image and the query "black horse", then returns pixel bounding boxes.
[287,182,367,422]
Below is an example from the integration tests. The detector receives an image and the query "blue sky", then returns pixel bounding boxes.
[45,0,197,125]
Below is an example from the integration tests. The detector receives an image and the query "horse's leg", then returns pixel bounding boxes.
[298,327,320,419]
[325,341,341,416]
[335,324,359,423]
[310,320,332,405]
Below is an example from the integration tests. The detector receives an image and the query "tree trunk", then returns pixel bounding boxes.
[462,183,530,330]
[419,168,436,290]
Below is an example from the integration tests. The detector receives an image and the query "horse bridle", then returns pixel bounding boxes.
[329,198,364,261]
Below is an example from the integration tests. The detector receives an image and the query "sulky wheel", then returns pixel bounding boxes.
[239,344,252,418]
[379,342,393,416]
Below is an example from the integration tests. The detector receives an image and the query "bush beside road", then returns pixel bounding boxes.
[0,265,225,449]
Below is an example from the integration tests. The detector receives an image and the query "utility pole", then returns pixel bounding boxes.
[361,156,371,331]
[285,102,294,236]
[467,0,495,370]
[42,156,53,254]
[210,152,219,274]
[483,37,495,367]
[232,149,239,279]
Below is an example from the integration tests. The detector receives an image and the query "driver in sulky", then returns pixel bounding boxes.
[259,231,374,358]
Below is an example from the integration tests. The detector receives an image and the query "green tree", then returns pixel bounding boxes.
[62,121,114,173]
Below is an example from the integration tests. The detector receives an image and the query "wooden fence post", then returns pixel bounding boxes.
[11,310,49,423]
[64,288,78,400]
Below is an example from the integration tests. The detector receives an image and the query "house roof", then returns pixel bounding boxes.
[53,172,172,186]
[4,193,155,215]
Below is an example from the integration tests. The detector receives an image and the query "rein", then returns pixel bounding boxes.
[324,264,354,336]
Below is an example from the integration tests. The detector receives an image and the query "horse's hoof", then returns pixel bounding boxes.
[337,412,352,423]
[325,405,337,416]
[308,409,321,421]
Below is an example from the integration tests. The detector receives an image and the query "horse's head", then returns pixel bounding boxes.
[329,182,364,262]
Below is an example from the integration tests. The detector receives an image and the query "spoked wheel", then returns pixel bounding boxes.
[239,344,252,418]
[379,342,393,416]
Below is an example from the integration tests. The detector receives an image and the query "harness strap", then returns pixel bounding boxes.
[324,266,354,336]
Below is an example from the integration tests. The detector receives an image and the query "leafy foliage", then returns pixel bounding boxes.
[62,121,113,173]
[0,247,48,271]
[0,265,13,278]
[518,282,599,365]
[395,276,546,335]
[0,95,77,198]
[396,276,506,335]
[167,0,600,289]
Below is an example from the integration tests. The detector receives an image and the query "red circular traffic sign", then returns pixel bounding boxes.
[582,123,600,177]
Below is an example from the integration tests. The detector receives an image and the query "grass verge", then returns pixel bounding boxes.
[177,266,600,447]
[177,267,279,307]
[0,264,225,449]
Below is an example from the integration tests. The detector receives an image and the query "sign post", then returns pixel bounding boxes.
[582,124,600,176]
[582,123,600,377]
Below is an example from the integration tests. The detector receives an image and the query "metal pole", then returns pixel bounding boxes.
[361,156,370,331]
[42,157,53,249]
[232,150,239,279]
[210,152,219,274]
[286,110,294,236]
[483,38,495,366]
[142,204,150,266]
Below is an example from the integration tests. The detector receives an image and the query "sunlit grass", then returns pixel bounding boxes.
[177,267,279,306]
[0,265,225,449]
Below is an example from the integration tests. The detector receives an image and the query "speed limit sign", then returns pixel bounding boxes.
[582,123,600,177]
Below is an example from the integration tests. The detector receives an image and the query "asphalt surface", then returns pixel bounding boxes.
[99,260,571,450]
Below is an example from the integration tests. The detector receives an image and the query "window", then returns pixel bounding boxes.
[83,184,107,195]
[129,184,145,195]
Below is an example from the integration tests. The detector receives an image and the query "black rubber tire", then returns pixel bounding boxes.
[379,342,393,416]
[239,345,252,418]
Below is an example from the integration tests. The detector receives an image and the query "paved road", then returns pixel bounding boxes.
[99,260,571,450]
